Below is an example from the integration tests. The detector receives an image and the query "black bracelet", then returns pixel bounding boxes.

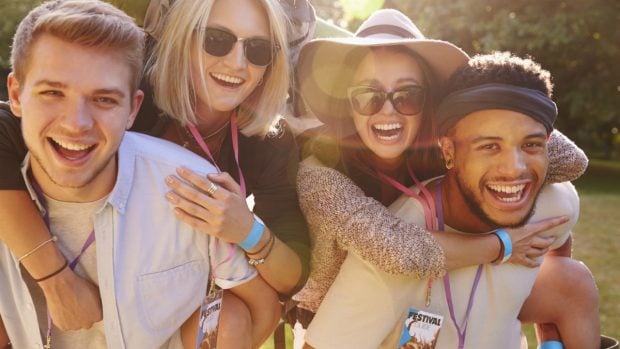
[33,259,68,283]
[246,229,274,256]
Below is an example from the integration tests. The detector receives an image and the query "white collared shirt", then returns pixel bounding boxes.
[0,132,256,349]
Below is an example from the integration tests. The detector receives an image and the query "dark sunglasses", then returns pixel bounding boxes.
[347,85,427,116]
[202,27,278,66]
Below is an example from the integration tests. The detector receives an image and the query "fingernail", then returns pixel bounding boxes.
[165,176,174,184]
[165,192,177,203]
[177,167,187,175]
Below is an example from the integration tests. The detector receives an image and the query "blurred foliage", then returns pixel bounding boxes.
[1,0,618,157]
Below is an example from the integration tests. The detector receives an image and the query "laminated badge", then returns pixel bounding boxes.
[398,308,443,349]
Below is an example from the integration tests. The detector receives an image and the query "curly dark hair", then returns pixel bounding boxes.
[444,51,554,98]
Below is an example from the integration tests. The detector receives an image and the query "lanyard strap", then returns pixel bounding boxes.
[186,112,247,197]
[32,180,98,348]
[45,230,96,347]
[376,166,436,231]
[208,241,236,294]
[436,182,483,349]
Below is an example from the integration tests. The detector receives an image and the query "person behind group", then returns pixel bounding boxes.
[0,1,279,348]
[0,0,311,345]
[306,51,599,349]
[291,8,592,348]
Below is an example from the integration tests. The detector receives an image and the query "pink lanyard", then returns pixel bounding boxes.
[376,162,437,231]
[187,112,247,196]
[376,163,438,306]
[185,114,240,291]
[208,240,236,293]
[436,182,483,349]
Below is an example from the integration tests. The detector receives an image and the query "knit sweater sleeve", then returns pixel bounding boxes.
[297,158,446,278]
[546,129,589,184]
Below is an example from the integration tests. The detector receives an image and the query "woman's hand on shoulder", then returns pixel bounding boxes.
[503,215,569,267]
[165,167,254,244]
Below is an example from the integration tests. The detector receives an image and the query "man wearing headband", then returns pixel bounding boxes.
[309,52,599,349]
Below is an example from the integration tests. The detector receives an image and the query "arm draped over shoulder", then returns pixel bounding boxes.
[297,159,446,278]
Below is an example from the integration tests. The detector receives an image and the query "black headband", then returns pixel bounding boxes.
[436,83,557,135]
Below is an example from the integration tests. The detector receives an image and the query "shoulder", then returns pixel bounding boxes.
[0,101,20,129]
[299,155,346,181]
[245,118,298,150]
[531,182,579,247]
[121,132,217,174]
[536,182,579,215]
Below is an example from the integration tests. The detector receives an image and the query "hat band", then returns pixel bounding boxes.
[436,83,557,135]
[357,24,415,39]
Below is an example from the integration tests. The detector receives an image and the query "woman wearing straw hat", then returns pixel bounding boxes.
[292,8,592,349]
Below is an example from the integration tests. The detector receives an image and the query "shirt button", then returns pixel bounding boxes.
[27,302,34,311]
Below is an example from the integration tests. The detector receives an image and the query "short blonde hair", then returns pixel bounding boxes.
[148,0,290,137]
[11,0,145,92]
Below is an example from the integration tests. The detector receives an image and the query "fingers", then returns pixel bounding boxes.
[530,235,555,250]
[208,172,243,197]
[509,254,543,268]
[166,173,218,207]
[167,190,214,221]
[524,215,570,236]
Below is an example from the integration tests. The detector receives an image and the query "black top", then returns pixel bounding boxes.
[0,100,310,294]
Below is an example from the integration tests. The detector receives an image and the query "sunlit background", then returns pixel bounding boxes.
[0,0,618,346]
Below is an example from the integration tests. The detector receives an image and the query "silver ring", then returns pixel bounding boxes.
[206,182,218,196]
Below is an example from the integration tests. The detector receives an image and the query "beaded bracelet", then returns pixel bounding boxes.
[18,236,58,263]
[247,234,276,266]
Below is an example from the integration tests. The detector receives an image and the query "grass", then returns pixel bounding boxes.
[262,159,620,349]
[524,159,620,347]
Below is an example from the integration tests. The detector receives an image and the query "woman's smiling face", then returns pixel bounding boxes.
[350,47,427,163]
[191,0,269,120]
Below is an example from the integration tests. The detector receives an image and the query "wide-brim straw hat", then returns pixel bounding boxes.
[297,9,470,135]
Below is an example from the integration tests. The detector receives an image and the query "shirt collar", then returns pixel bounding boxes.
[19,134,137,215]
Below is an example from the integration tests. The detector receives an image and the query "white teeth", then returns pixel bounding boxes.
[487,184,525,194]
[211,73,243,84]
[52,139,92,151]
[373,123,402,131]
[499,196,519,203]
[487,183,526,202]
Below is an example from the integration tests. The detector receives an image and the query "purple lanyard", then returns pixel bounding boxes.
[436,182,483,349]
[31,180,97,348]
[187,112,247,197]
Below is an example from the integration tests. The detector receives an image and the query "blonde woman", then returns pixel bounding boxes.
[0,0,309,347]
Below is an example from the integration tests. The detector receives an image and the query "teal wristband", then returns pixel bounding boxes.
[494,229,512,263]
[239,218,265,250]
[538,341,564,349]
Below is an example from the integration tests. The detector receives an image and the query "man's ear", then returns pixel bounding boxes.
[7,73,23,117]
[438,136,455,162]
[126,89,144,130]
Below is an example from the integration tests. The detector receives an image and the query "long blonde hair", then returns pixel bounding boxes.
[148,0,290,137]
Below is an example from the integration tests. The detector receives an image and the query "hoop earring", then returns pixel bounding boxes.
[445,158,454,170]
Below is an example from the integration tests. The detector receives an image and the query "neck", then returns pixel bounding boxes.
[372,153,406,176]
[194,104,232,135]
[30,156,117,203]
[440,173,494,233]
